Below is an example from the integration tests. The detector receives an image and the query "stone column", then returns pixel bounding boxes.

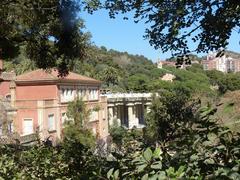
[117,105,121,125]
[127,103,134,128]
[113,106,117,121]
[128,103,138,128]
[146,102,151,113]
[108,104,114,126]
[133,104,140,128]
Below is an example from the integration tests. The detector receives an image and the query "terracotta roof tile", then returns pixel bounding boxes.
[16,69,101,84]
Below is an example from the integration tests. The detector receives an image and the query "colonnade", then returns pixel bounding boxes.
[108,101,151,129]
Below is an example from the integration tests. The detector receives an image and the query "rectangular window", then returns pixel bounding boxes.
[0,124,2,136]
[78,89,85,100]
[89,89,92,100]
[23,119,33,135]
[8,121,14,133]
[82,89,86,100]
[90,110,98,121]
[93,90,97,100]
[89,89,98,100]
[78,89,81,97]
[96,90,98,99]
[48,114,55,131]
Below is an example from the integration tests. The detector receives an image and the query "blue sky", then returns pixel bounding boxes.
[81,10,240,62]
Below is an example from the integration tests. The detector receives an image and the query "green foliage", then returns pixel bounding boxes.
[106,147,187,179]
[99,66,119,87]
[109,119,127,147]
[206,70,240,94]
[144,89,240,179]
[144,89,194,145]
[127,74,150,92]
[3,46,36,75]
[64,98,95,148]
[106,89,240,179]
[0,92,240,179]
[0,145,69,179]
[1,0,90,75]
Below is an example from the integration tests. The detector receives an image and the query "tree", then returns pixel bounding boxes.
[0,0,90,75]
[206,70,240,94]
[109,119,127,148]
[99,1,240,56]
[142,89,240,179]
[99,66,119,86]
[144,89,194,147]
[63,98,95,148]
[127,73,150,92]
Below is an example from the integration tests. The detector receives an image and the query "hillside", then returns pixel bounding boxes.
[215,90,240,132]
[3,45,157,92]
[4,46,240,94]
[3,46,240,132]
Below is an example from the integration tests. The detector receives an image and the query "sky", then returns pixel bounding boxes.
[81,10,240,62]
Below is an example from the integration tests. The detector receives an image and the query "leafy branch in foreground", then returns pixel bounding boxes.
[0,0,90,75]
[100,0,240,56]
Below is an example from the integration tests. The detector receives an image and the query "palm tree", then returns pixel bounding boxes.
[99,67,119,86]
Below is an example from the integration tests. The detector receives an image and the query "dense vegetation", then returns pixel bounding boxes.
[1,90,240,179]
[5,47,240,97]
[4,45,240,130]
[1,1,240,179]
[0,0,92,75]
[3,49,240,178]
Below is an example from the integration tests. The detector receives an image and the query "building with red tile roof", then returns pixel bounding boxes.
[16,69,101,84]
[0,67,108,143]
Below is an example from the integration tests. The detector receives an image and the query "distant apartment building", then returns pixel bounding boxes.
[202,59,217,71]
[0,61,109,142]
[202,52,240,73]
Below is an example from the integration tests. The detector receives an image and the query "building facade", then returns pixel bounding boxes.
[0,68,109,142]
[0,69,17,136]
[202,59,217,71]
[202,52,240,73]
